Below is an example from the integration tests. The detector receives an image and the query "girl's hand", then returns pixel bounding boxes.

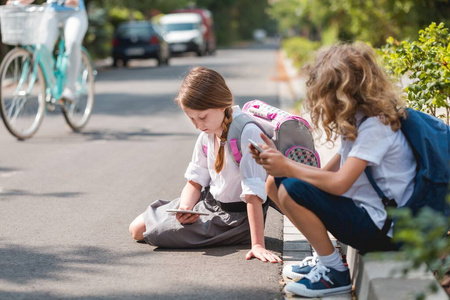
[175,204,199,224]
[246,244,282,263]
[256,134,290,177]
[249,133,276,165]
[249,144,263,164]
[65,0,79,7]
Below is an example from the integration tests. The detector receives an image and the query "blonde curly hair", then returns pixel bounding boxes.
[304,42,405,142]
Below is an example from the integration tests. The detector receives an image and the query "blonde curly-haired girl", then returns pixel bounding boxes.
[251,42,416,297]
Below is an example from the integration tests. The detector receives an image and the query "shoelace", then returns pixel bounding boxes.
[298,252,319,267]
[304,262,334,285]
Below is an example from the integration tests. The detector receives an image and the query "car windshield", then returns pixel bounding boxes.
[162,23,198,31]
[117,24,155,38]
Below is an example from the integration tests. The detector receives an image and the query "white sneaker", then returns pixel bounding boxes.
[285,262,352,297]
[61,88,74,104]
[283,251,319,281]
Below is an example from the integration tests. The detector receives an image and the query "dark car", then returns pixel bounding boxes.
[112,21,170,67]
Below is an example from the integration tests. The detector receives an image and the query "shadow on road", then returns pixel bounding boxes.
[0,242,283,299]
[92,93,279,118]
[79,128,198,142]
[150,236,282,256]
[0,189,83,200]
[152,243,249,257]
[0,287,281,300]
[92,93,179,117]
[0,244,138,285]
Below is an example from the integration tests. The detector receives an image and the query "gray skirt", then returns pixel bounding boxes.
[143,189,265,248]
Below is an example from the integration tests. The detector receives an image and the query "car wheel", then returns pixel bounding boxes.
[157,51,169,66]
[157,55,163,67]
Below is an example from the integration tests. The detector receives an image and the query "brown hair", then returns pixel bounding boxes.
[304,42,405,142]
[175,67,234,173]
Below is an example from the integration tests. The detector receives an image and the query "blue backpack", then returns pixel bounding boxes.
[364,108,450,235]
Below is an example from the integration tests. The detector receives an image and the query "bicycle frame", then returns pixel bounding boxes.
[21,37,66,103]
[22,41,96,105]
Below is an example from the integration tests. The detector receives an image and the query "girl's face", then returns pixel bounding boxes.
[183,107,226,136]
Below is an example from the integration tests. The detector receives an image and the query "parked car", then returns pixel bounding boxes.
[171,8,216,55]
[112,21,170,67]
[159,13,206,56]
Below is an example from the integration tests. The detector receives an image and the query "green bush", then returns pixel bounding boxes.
[377,23,450,299]
[282,37,320,70]
[378,22,450,124]
[109,6,145,29]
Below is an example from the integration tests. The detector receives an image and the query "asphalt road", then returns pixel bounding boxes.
[0,41,284,300]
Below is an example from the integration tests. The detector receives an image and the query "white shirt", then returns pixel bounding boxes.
[339,112,416,236]
[184,106,268,203]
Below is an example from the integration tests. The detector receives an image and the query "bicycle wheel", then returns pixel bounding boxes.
[62,49,95,131]
[0,47,46,140]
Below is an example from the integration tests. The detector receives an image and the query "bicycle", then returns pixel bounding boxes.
[0,3,95,140]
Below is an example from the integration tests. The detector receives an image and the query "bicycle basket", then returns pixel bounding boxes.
[0,5,46,46]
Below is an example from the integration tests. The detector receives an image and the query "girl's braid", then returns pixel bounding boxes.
[215,107,233,173]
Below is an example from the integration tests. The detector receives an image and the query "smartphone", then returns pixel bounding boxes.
[248,139,264,153]
[166,209,210,216]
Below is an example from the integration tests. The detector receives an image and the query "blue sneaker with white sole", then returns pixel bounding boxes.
[285,262,352,298]
[283,252,318,281]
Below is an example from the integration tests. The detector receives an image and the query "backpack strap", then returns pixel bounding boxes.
[202,145,208,157]
[364,167,398,236]
[359,116,397,236]
[227,113,266,165]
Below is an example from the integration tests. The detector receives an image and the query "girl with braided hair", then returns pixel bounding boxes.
[129,67,281,263]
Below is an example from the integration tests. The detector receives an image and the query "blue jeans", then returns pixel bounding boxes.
[275,177,399,254]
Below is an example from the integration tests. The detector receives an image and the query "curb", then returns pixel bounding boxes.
[348,248,448,299]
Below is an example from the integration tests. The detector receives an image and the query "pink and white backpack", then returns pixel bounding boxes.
[227,100,321,168]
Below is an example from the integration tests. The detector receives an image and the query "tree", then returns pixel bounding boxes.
[197,0,274,44]
[378,22,450,123]
[268,0,450,47]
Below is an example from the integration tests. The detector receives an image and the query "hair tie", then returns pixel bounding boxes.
[220,141,226,147]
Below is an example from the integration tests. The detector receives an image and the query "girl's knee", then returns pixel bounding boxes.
[266,176,278,200]
[277,184,293,207]
[129,214,146,241]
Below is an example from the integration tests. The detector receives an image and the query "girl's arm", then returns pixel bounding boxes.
[245,194,282,263]
[176,180,202,224]
[256,133,367,195]
[261,149,367,195]
[322,153,341,172]
[250,133,341,173]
